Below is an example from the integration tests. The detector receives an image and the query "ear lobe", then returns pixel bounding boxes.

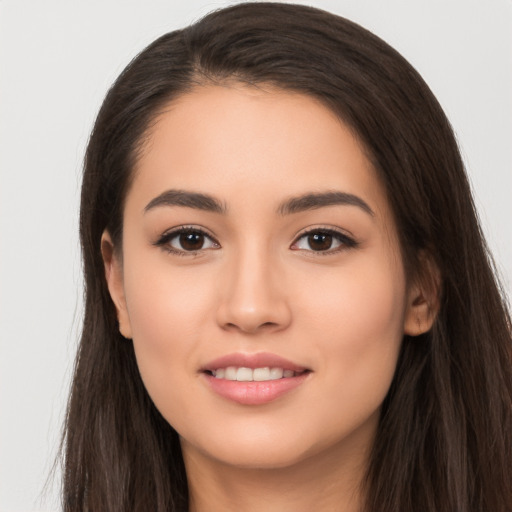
[403,254,441,337]
[101,231,133,339]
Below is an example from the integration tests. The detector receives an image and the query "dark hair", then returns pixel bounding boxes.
[63,2,512,511]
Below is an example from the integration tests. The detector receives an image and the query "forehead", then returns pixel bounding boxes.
[129,84,389,219]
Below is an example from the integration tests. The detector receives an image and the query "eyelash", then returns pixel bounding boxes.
[154,226,358,256]
[154,226,220,256]
[291,227,358,255]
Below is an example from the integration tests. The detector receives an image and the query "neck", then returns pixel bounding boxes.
[183,433,371,512]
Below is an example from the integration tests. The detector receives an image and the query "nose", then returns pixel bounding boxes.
[215,245,292,334]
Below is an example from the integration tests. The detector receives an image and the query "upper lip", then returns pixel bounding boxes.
[201,352,310,373]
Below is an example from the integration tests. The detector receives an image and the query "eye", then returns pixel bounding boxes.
[291,228,357,253]
[155,227,220,254]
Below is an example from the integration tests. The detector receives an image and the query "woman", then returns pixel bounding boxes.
[63,2,512,511]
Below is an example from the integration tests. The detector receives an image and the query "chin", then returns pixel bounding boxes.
[180,421,349,472]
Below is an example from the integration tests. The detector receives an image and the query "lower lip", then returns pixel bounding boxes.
[203,372,310,405]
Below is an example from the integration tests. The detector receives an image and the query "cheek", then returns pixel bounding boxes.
[321,268,404,349]
[298,251,405,331]
[296,253,406,402]
[121,260,216,408]
[124,259,215,344]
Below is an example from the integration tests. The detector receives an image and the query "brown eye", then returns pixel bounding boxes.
[179,232,205,251]
[307,233,333,251]
[156,227,219,254]
[291,229,356,254]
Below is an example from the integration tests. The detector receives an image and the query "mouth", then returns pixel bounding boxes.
[200,353,312,405]
[205,366,309,381]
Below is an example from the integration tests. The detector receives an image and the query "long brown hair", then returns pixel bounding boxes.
[63,3,512,510]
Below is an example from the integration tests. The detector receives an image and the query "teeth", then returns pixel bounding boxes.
[213,366,299,381]
[236,367,253,381]
[225,367,237,380]
[269,367,284,379]
[253,367,270,381]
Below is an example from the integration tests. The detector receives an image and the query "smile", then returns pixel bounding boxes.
[201,353,312,405]
[211,367,304,381]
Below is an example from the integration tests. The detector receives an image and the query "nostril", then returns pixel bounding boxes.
[223,320,280,333]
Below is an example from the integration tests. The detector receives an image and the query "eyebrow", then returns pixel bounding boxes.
[144,189,226,214]
[144,189,374,217]
[278,191,374,216]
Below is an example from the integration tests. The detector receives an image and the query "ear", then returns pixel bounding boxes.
[403,252,441,337]
[101,230,133,339]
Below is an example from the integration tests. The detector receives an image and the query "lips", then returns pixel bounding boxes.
[200,352,311,405]
[201,352,309,373]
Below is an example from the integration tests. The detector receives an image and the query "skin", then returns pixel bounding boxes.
[102,84,435,512]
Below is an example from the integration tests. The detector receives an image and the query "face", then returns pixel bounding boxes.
[104,84,428,472]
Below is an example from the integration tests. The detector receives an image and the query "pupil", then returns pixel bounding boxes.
[180,232,204,250]
[308,233,332,251]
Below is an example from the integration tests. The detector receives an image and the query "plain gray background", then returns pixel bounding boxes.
[1,0,511,510]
